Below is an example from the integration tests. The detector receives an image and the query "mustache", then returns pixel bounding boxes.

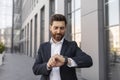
[55,33,62,35]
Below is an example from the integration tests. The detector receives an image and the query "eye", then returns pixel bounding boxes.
[54,26,58,30]
[60,27,65,30]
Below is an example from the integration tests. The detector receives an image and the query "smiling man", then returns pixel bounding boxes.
[32,14,93,80]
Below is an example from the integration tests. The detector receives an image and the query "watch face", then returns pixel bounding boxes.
[64,56,68,65]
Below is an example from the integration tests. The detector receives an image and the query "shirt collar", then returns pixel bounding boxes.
[50,37,64,44]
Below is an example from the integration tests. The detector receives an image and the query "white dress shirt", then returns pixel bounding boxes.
[49,38,77,80]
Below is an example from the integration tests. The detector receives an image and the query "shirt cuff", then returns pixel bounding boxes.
[67,58,77,67]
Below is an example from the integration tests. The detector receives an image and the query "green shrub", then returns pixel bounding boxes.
[0,42,5,54]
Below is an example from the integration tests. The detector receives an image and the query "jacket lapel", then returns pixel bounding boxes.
[60,39,68,56]
[45,40,68,60]
[45,42,51,61]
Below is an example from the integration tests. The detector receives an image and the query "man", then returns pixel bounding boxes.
[32,14,93,80]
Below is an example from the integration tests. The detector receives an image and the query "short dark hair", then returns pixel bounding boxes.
[50,14,67,26]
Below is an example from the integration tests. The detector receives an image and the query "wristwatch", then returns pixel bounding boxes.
[64,56,68,65]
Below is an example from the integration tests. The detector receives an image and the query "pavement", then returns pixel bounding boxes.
[0,53,40,80]
[109,62,120,80]
[0,53,85,80]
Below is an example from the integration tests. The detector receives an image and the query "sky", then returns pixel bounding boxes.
[0,0,12,29]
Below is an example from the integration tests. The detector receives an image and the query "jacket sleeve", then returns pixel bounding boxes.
[32,44,51,75]
[71,42,93,68]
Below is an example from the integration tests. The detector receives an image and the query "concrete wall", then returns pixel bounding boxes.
[81,0,105,80]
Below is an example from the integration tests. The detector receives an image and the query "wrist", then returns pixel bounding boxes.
[64,56,68,65]
[47,63,52,70]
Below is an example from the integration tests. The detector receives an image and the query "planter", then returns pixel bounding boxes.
[0,53,4,65]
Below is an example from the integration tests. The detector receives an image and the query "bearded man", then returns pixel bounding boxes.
[32,14,93,80]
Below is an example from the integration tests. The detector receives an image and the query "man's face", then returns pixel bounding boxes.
[50,21,66,42]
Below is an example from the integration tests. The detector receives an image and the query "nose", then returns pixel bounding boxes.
[56,28,61,33]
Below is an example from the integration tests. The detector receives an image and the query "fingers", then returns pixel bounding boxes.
[47,56,56,68]
[50,57,56,66]
[47,54,66,68]
[53,54,65,63]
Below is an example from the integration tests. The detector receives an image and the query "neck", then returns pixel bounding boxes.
[52,38,59,43]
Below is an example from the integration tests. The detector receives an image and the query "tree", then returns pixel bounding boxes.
[0,42,5,53]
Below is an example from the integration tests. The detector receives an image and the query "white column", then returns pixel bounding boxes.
[81,0,105,80]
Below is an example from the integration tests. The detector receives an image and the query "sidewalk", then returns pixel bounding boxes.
[0,53,40,80]
[0,53,85,80]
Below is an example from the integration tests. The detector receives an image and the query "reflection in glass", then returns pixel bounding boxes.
[67,0,71,14]
[72,12,75,40]
[75,33,81,47]
[108,26,120,80]
[105,0,120,79]
[109,26,120,57]
[34,14,38,57]
[75,10,81,33]
[66,0,81,46]
[105,0,119,26]
[72,13,75,34]
[75,0,81,10]
[50,0,55,15]
[40,7,45,43]
[71,0,74,12]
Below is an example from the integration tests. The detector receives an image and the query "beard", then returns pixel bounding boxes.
[51,33,64,42]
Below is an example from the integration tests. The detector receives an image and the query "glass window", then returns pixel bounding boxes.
[30,19,33,57]
[66,0,81,46]
[27,23,29,39]
[71,13,75,34]
[34,14,37,57]
[75,33,81,47]
[25,26,27,54]
[71,0,74,12]
[105,0,120,80]
[27,23,29,56]
[107,26,120,80]
[49,0,55,39]
[105,0,119,26]
[71,12,75,40]
[109,26,120,52]
[40,6,45,43]
[75,10,81,33]
[50,0,55,15]
[75,0,81,10]
[67,1,71,14]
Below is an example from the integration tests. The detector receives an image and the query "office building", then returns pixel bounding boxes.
[4,27,12,52]
[13,0,120,80]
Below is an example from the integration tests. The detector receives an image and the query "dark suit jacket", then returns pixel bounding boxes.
[32,39,93,80]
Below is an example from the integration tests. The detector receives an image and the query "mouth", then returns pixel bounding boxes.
[56,34,62,37]
[54,34,63,41]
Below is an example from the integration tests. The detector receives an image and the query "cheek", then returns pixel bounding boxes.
[61,30,65,34]
[49,28,52,32]
[50,30,56,34]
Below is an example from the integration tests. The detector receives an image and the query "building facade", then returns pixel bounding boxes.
[0,29,5,44]
[13,0,120,80]
[0,27,12,52]
[4,27,12,52]
[104,0,120,80]
[12,0,22,53]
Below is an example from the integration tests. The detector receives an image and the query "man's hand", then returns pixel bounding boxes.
[47,54,66,69]
[47,56,56,69]
[53,54,65,67]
